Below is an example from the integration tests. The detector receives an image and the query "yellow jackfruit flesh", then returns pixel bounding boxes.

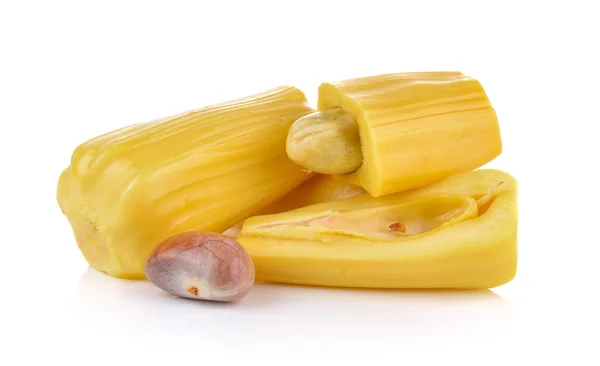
[237,169,518,289]
[57,87,314,279]
[287,71,503,197]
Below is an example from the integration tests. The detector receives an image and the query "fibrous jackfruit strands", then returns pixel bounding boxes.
[57,87,314,279]
[318,72,502,197]
[237,169,518,289]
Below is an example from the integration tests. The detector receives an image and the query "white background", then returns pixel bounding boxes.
[2,1,599,365]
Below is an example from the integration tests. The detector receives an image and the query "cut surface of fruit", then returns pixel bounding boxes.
[247,195,478,241]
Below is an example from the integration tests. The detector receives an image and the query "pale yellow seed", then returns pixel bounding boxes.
[286,108,363,174]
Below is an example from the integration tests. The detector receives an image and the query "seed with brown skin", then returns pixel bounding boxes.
[145,231,255,302]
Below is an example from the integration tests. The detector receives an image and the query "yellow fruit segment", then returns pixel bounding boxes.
[317,71,502,197]
[237,169,518,289]
[57,87,314,279]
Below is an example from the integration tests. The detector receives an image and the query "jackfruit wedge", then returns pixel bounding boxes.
[237,169,518,289]
[57,87,314,279]
[287,72,503,197]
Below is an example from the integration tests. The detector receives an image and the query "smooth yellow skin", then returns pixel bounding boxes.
[317,72,503,197]
[238,169,518,289]
[57,87,314,279]
[286,108,363,174]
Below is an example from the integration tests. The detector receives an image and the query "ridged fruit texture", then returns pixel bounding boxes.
[57,87,314,278]
[238,169,518,289]
[318,72,502,197]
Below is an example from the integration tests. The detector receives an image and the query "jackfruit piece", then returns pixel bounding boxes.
[287,72,502,197]
[237,169,518,289]
[57,87,314,278]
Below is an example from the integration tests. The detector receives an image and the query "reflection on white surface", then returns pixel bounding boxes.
[71,267,512,346]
